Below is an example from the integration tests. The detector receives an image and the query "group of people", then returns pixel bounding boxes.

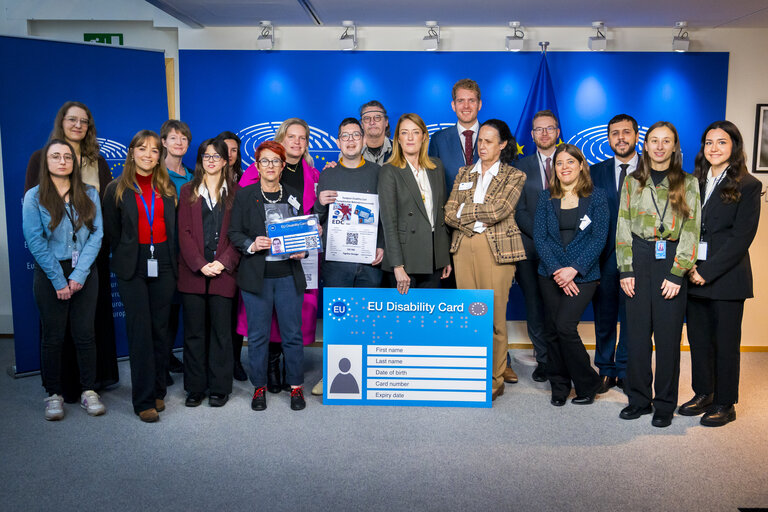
[22,78,760,428]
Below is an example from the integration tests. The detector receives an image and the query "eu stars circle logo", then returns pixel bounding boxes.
[328,298,351,321]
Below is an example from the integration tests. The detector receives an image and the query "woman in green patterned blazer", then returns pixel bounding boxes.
[615,121,701,428]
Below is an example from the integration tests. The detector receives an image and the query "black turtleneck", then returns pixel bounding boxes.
[650,167,669,187]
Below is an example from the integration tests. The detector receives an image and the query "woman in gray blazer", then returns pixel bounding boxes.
[379,113,451,293]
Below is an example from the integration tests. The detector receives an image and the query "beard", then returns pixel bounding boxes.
[612,143,636,159]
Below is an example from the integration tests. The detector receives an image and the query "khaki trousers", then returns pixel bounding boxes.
[453,234,516,392]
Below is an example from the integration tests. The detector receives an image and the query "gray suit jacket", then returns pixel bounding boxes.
[378,157,451,274]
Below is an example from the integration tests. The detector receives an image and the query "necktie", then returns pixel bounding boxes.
[544,157,552,189]
[463,130,473,166]
[618,163,629,193]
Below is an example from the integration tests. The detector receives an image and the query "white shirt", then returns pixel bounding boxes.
[703,167,728,207]
[614,153,639,191]
[456,121,480,165]
[536,150,556,189]
[406,160,435,231]
[456,160,500,233]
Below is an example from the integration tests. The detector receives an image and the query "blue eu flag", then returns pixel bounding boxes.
[513,54,563,158]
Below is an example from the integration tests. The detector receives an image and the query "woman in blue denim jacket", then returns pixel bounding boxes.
[534,144,609,407]
[22,139,105,421]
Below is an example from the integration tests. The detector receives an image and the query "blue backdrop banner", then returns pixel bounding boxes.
[0,36,169,374]
[323,288,493,407]
[180,49,728,322]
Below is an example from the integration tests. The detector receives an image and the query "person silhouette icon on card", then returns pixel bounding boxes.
[330,358,359,393]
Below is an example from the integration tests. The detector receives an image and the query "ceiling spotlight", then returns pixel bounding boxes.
[422,21,440,51]
[673,21,690,52]
[505,21,524,52]
[588,21,606,51]
[339,20,357,51]
[257,21,273,50]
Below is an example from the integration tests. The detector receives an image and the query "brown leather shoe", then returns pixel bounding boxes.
[139,408,159,422]
[492,383,505,401]
[155,399,165,412]
[503,366,518,384]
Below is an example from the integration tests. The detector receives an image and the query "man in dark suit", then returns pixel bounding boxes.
[428,78,481,195]
[513,109,561,382]
[589,114,640,393]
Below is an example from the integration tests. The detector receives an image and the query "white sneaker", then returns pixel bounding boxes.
[44,394,64,421]
[80,390,106,416]
[311,378,324,396]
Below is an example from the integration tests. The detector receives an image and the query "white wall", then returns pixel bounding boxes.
[1,1,767,341]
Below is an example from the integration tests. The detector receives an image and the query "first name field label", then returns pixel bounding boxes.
[367,345,485,356]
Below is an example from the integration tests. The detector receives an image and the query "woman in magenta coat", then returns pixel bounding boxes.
[237,118,320,393]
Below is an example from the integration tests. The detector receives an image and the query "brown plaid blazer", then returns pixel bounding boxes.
[444,162,527,264]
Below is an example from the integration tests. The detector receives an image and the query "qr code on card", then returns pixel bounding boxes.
[346,232,359,245]
[305,236,318,249]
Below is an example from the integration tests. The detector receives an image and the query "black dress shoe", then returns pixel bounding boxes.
[619,404,653,420]
[290,386,306,410]
[678,393,714,416]
[700,405,735,427]
[531,364,547,382]
[597,375,617,394]
[185,392,204,407]
[208,393,229,407]
[550,397,566,407]
[168,354,184,374]
[267,351,282,393]
[616,378,624,390]
[251,387,267,411]
[652,412,673,428]
[233,361,248,382]
[572,394,596,405]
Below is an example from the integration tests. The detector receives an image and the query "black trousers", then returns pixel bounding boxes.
[538,276,601,399]
[515,258,548,365]
[116,243,176,414]
[591,252,628,378]
[181,285,234,395]
[33,261,98,396]
[624,238,687,416]
[686,297,744,406]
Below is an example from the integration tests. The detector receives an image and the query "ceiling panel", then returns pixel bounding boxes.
[146,0,768,27]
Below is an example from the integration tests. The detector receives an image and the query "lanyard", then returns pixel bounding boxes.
[62,202,77,243]
[648,187,670,234]
[703,168,728,207]
[136,187,156,257]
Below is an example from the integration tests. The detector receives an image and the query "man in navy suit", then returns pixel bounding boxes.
[428,78,481,195]
[513,110,562,382]
[589,114,641,393]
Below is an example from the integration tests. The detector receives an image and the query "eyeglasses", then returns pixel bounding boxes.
[339,132,363,141]
[48,153,74,162]
[258,158,283,168]
[64,116,89,127]
[202,154,222,162]
[361,113,385,123]
[533,126,558,134]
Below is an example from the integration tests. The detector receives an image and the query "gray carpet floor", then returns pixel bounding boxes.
[1,339,767,512]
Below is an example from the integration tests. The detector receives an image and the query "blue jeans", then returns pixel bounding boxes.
[241,276,304,388]
[322,260,382,288]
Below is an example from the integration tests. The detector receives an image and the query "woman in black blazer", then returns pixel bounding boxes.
[102,130,177,422]
[682,121,761,427]
[227,140,308,412]
[379,113,452,293]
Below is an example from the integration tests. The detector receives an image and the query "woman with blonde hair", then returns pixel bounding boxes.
[379,113,451,292]
[102,130,178,422]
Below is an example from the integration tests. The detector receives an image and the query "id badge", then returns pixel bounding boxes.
[655,240,667,260]
[147,258,159,277]
[71,250,80,267]
[697,241,708,261]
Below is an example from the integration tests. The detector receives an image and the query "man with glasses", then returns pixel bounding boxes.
[513,109,562,383]
[311,118,385,395]
[359,100,392,165]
